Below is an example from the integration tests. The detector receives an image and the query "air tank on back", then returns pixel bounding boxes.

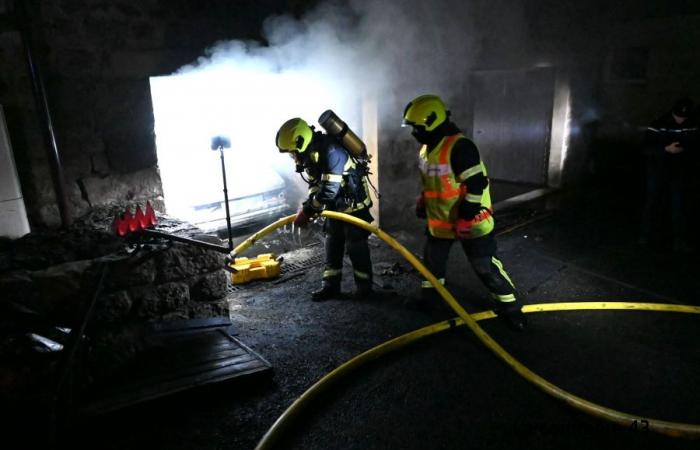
[318,109,367,158]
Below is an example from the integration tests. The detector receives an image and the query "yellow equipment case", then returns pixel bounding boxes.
[228,253,281,284]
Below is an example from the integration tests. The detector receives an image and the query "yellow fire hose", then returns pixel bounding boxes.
[230,213,700,448]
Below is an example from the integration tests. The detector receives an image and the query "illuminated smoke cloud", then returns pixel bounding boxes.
[184,0,483,115]
[150,0,515,221]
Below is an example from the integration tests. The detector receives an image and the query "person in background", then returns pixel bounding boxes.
[276,117,374,301]
[402,94,526,331]
[640,97,698,252]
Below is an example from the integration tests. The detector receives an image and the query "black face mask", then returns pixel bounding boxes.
[411,126,432,144]
[288,152,305,173]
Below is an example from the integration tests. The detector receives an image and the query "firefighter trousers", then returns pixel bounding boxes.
[322,208,373,288]
[422,232,517,305]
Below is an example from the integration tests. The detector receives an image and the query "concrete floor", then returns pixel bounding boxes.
[63,180,700,450]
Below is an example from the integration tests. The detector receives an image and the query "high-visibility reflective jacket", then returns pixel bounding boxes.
[419,133,494,239]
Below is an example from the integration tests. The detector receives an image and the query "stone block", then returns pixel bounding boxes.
[48,49,100,76]
[79,167,163,208]
[48,78,99,126]
[131,281,189,319]
[90,152,110,176]
[107,256,157,290]
[188,270,227,302]
[15,226,123,267]
[0,270,40,309]
[154,243,224,283]
[43,17,86,48]
[30,259,95,317]
[93,289,132,324]
[103,132,157,173]
[108,49,183,77]
[126,21,165,47]
[190,300,229,319]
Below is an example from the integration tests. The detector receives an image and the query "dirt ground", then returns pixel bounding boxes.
[57,181,700,450]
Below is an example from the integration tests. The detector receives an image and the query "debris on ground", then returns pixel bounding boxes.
[375,261,412,276]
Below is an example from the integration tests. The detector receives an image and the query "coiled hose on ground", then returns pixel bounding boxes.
[228,212,700,448]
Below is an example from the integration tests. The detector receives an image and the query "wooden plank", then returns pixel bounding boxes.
[83,359,269,415]
[108,354,260,394]
[125,341,250,373]
[115,349,253,385]
[150,317,233,332]
[80,328,271,415]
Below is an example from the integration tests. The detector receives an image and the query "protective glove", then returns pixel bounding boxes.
[454,218,475,240]
[294,207,312,228]
[415,195,427,219]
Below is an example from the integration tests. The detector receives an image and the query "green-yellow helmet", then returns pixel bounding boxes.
[402,94,448,132]
[276,118,313,154]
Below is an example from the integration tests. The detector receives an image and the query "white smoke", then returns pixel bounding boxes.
[151,0,489,220]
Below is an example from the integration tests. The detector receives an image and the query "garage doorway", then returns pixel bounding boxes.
[470,67,555,186]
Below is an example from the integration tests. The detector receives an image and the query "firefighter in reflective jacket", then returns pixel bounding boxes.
[276,117,374,301]
[402,94,526,330]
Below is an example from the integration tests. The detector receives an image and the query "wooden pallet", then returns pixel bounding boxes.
[80,319,271,415]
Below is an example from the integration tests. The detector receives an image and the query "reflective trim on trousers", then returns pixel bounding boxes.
[323,268,342,279]
[353,270,371,280]
[421,278,445,289]
[491,256,515,288]
[492,293,516,303]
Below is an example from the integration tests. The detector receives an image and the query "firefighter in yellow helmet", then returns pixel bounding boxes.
[276,117,374,301]
[402,95,526,330]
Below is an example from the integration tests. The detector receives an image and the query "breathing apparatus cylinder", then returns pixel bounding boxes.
[318,110,367,158]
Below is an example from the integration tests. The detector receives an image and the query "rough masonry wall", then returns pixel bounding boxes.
[0,0,304,228]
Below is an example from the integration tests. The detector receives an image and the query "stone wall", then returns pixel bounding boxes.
[0,211,229,376]
[0,0,309,228]
[0,226,229,317]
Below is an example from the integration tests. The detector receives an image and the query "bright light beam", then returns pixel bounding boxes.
[150,63,358,223]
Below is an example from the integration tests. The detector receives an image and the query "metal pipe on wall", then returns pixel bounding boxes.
[14,0,73,228]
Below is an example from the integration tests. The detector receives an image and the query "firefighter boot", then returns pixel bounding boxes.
[354,280,374,300]
[311,282,340,302]
[496,302,527,331]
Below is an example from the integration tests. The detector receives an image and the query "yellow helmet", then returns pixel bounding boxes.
[402,94,448,131]
[276,118,313,154]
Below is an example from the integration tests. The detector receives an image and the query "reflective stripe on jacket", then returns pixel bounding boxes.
[419,133,494,239]
[307,146,372,213]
